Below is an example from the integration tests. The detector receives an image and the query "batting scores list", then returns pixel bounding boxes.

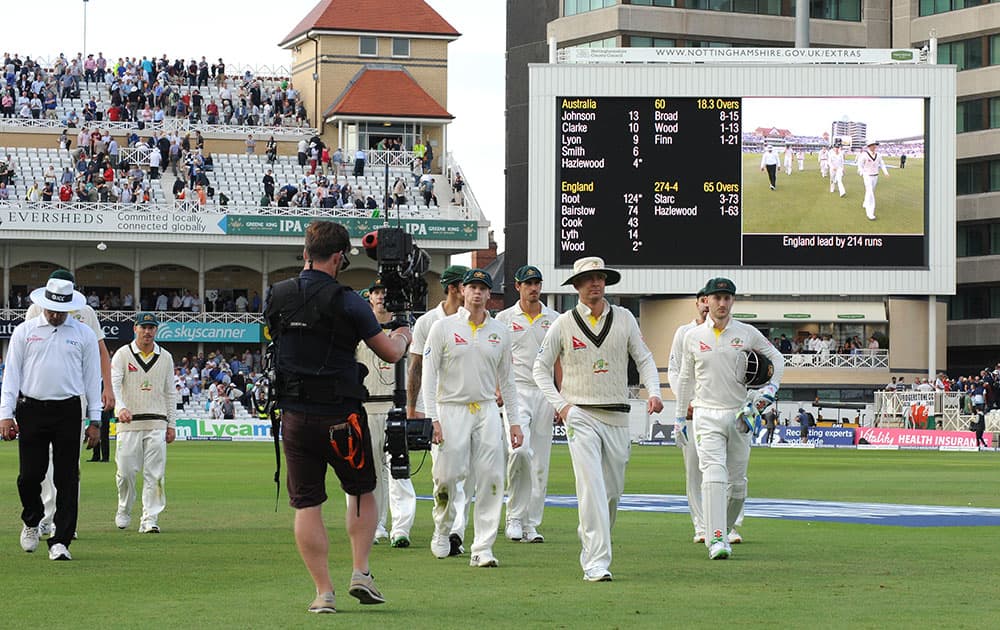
[557,96,742,267]
[555,96,926,268]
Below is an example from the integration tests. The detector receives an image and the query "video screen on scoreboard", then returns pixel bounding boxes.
[555,96,927,268]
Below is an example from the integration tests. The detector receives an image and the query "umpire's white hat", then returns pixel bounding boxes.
[29,277,86,312]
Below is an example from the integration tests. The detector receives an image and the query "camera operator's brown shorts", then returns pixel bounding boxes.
[281,408,376,509]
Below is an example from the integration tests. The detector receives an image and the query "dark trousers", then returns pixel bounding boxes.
[765,164,777,188]
[90,408,112,461]
[16,397,83,548]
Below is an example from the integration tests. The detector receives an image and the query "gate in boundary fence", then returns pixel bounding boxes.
[873,390,1000,433]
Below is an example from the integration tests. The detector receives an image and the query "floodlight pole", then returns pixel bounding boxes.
[794,0,809,48]
[83,0,89,60]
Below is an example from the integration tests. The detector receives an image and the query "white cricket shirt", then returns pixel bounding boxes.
[421,307,521,426]
[495,301,559,388]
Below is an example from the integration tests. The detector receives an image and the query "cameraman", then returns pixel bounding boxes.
[265,220,411,614]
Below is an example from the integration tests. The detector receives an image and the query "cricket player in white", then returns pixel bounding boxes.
[828,145,846,197]
[674,278,783,560]
[667,290,708,544]
[534,257,663,582]
[356,281,416,548]
[818,147,829,178]
[407,264,471,555]
[423,269,523,568]
[783,146,793,175]
[857,140,889,220]
[496,265,559,543]
[111,312,177,533]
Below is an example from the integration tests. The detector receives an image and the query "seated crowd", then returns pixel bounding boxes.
[3,51,306,129]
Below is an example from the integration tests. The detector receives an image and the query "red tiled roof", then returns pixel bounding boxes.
[281,0,460,46]
[326,68,453,119]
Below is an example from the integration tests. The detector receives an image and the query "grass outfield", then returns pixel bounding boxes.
[741,153,924,235]
[3,443,1000,629]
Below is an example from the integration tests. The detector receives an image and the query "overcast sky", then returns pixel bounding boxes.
[742,97,926,141]
[1,0,507,249]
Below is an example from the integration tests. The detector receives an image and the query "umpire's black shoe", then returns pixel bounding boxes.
[448,533,464,556]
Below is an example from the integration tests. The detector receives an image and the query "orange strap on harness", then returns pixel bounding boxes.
[329,413,366,470]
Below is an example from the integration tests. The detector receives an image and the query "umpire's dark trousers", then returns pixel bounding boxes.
[16,396,84,549]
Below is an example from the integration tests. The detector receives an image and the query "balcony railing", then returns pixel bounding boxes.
[0,116,318,137]
[1,308,263,324]
[783,350,889,369]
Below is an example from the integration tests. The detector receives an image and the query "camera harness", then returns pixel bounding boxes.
[263,267,369,508]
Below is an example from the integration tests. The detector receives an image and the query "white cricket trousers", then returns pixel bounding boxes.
[504,386,554,529]
[677,430,704,537]
[116,429,167,528]
[862,174,879,217]
[565,407,629,575]
[693,407,750,543]
[431,401,504,555]
[362,404,416,538]
[830,167,845,196]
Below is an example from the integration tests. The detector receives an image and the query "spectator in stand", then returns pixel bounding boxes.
[353,147,366,181]
[297,138,308,167]
[266,136,277,164]
[332,147,344,179]
[246,134,256,155]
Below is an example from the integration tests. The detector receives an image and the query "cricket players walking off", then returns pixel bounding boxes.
[357,281,416,548]
[783,146,793,175]
[667,290,708,544]
[828,145,846,197]
[533,257,663,582]
[818,147,829,178]
[422,269,524,568]
[496,265,560,543]
[111,312,177,533]
[408,264,471,556]
[674,278,783,560]
[857,140,889,220]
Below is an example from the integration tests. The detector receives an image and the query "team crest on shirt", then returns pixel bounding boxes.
[510,321,524,332]
[540,319,551,330]
[140,379,153,392]
[487,333,501,345]
[592,359,609,374]
[127,363,138,372]
[453,333,468,345]
[730,338,743,348]
[699,341,712,352]
[572,336,587,350]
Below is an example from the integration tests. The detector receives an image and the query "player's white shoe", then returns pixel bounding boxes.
[583,568,613,582]
[521,526,544,543]
[20,525,40,552]
[469,550,499,567]
[373,524,388,544]
[728,529,743,544]
[505,518,523,541]
[48,543,72,561]
[115,511,131,530]
[709,537,731,560]
[693,533,706,544]
[430,533,451,559]
[39,521,54,537]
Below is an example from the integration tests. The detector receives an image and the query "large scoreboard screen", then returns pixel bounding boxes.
[555,95,926,268]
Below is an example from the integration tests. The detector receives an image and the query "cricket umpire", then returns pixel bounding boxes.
[533,257,663,582]
[265,220,411,613]
[1,275,102,561]
[674,278,784,560]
